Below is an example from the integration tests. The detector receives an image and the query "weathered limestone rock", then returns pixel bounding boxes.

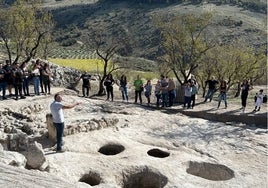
[22,141,48,171]
[0,149,26,168]
[0,162,77,188]
[46,113,57,143]
[46,113,119,142]
[6,130,29,151]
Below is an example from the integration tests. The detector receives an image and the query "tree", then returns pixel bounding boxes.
[154,12,215,85]
[85,27,131,95]
[195,51,218,97]
[197,42,266,97]
[0,0,54,64]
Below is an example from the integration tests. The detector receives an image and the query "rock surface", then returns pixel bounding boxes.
[0,86,267,188]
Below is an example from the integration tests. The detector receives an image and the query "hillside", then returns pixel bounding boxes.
[0,0,266,66]
[46,0,267,61]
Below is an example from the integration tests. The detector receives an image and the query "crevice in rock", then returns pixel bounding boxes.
[122,166,168,188]
[147,148,170,158]
[98,143,125,155]
[79,172,101,186]
[186,161,234,181]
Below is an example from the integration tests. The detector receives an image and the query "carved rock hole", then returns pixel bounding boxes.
[123,167,168,188]
[98,143,125,155]
[186,161,235,181]
[79,172,101,186]
[147,148,170,158]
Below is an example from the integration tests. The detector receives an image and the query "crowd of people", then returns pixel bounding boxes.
[0,59,52,101]
[101,74,266,113]
[0,59,265,113]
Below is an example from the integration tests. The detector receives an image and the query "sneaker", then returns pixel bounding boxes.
[20,96,26,99]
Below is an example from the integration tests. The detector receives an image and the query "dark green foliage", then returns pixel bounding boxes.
[61,38,76,47]
[98,0,266,13]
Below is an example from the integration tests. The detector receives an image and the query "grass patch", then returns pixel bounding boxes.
[48,58,103,73]
[49,58,159,81]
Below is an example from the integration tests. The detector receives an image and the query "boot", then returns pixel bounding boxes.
[253,106,257,112]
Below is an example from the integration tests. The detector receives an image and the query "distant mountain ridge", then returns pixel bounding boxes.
[47,0,266,61]
[0,0,266,62]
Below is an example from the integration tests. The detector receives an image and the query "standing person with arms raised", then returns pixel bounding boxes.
[50,93,81,152]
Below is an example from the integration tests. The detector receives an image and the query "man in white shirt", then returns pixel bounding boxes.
[50,93,80,152]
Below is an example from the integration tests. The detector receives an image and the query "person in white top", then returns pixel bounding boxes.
[50,93,81,152]
[253,89,263,112]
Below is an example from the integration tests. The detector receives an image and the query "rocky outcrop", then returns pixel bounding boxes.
[21,141,48,171]
[49,63,81,88]
[0,162,78,188]
[46,113,119,142]
[0,146,26,168]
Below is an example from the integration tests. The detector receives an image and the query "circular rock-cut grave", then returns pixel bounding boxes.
[186,161,235,181]
[98,143,125,155]
[147,148,170,158]
[122,166,168,188]
[79,172,101,186]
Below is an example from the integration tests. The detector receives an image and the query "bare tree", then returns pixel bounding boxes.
[0,0,54,64]
[85,27,131,95]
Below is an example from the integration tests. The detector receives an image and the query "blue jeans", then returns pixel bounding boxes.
[168,89,175,106]
[161,92,168,107]
[23,77,30,95]
[121,86,128,101]
[53,122,64,151]
[32,76,40,95]
[0,82,7,97]
[155,93,161,107]
[218,92,227,108]
[205,89,216,101]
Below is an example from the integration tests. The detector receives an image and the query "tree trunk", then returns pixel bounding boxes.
[97,80,106,96]
[202,87,206,98]
[234,82,240,97]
